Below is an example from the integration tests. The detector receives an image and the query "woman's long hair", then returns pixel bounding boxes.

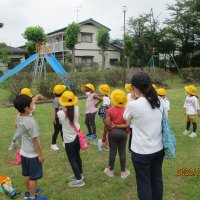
[65,105,75,124]
[131,72,160,109]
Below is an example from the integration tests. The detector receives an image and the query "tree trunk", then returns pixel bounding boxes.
[102,51,105,70]
[72,47,75,72]
[127,57,130,68]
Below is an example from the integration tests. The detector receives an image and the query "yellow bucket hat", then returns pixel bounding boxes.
[53,84,66,95]
[82,83,95,92]
[185,85,197,96]
[59,91,78,106]
[125,84,132,93]
[111,89,127,108]
[157,88,166,96]
[20,88,33,97]
[99,84,111,95]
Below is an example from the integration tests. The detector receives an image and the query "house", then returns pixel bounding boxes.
[44,18,122,68]
[0,45,27,73]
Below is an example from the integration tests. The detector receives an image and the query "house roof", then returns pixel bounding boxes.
[5,45,27,54]
[47,18,111,36]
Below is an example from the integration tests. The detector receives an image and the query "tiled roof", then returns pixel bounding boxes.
[47,18,110,36]
[5,45,27,53]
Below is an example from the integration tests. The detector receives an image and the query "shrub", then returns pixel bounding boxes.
[6,72,33,101]
[180,67,200,82]
[35,72,61,98]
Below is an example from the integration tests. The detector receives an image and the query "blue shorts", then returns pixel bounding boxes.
[21,155,43,180]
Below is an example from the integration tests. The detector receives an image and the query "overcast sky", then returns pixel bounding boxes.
[0,0,176,47]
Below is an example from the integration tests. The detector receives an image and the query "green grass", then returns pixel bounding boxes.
[1,85,200,200]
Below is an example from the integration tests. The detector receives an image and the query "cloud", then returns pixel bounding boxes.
[0,0,176,47]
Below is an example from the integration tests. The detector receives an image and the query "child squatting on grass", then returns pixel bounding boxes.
[9,88,46,151]
[183,85,200,138]
[13,94,47,200]
[82,83,102,140]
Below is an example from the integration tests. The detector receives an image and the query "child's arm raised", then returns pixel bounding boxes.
[32,137,45,163]
[32,94,47,104]
[93,94,102,107]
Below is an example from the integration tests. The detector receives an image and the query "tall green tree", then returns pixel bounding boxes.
[64,22,80,72]
[128,10,161,67]
[96,28,110,70]
[124,34,135,67]
[0,43,10,65]
[23,26,47,54]
[165,0,200,67]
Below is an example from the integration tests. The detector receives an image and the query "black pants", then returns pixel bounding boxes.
[52,117,63,144]
[131,149,165,200]
[85,112,96,135]
[128,128,132,152]
[65,136,83,180]
[108,128,127,171]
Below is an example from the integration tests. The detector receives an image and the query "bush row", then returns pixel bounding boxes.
[4,67,169,101]
[179,67,200,82]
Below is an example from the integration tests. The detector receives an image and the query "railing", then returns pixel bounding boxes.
[39,41,65,54]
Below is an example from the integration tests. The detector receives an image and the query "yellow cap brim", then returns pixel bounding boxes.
[59,97,78,106]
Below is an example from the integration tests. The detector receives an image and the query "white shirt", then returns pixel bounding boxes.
[57,106,80,143]
[123,97,163,154]
[184,95,200,115]
[160,97,170,118]
[127,93,134,103]
[102,95,111,106]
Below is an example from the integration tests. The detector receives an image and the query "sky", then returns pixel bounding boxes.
[0,0,176,47]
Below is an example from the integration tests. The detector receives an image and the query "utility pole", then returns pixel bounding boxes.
[76,6,82,23]
[122,6,128,84]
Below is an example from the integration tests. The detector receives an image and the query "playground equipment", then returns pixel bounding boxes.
[147,53,180,72]
[0,43,72,88]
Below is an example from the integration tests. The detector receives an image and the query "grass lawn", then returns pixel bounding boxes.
[0,85,200,200]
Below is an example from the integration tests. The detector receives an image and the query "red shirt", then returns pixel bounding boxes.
[106,107,126,124]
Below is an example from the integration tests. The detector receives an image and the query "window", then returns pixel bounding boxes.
[81,33,93,43]
[110,59,118,65]
[82,57,93,64]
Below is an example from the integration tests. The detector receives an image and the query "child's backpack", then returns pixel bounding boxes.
[7,150,21,165]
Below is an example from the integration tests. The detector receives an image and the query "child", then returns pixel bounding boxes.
[13,94,47,200]
[51,84,66,151]
[157,88,170,117]
[98,84,111,148]
[183,85,200,137]
[125,84,135,153]
[8,88,46,151]
[57,91,85,187]
[82,84,102,140]
[104,89,130,179]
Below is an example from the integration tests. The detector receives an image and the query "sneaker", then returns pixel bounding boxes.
[183,130,190,136]
[89,134,97,140]
[68,179,85,187]
[121,169,130,179]
[86,133,92,137]
[8,142,17,151]
[51,144,59,151]
[104,168,114,177]
[68,174,84,181]
[188,132,197,138]
[24,188,41,199]
[36,196,48,200]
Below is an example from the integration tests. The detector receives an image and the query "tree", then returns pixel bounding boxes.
[23,26,47,54]
[124,34,135,67]
[64,22,80,72]
[127,10,161,67]
[0,43,10,65]
[165,0,200,67]
[96,28,110,70]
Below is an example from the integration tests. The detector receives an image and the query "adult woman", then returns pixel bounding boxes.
[57,91,85,187]
[123,72,164,200]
